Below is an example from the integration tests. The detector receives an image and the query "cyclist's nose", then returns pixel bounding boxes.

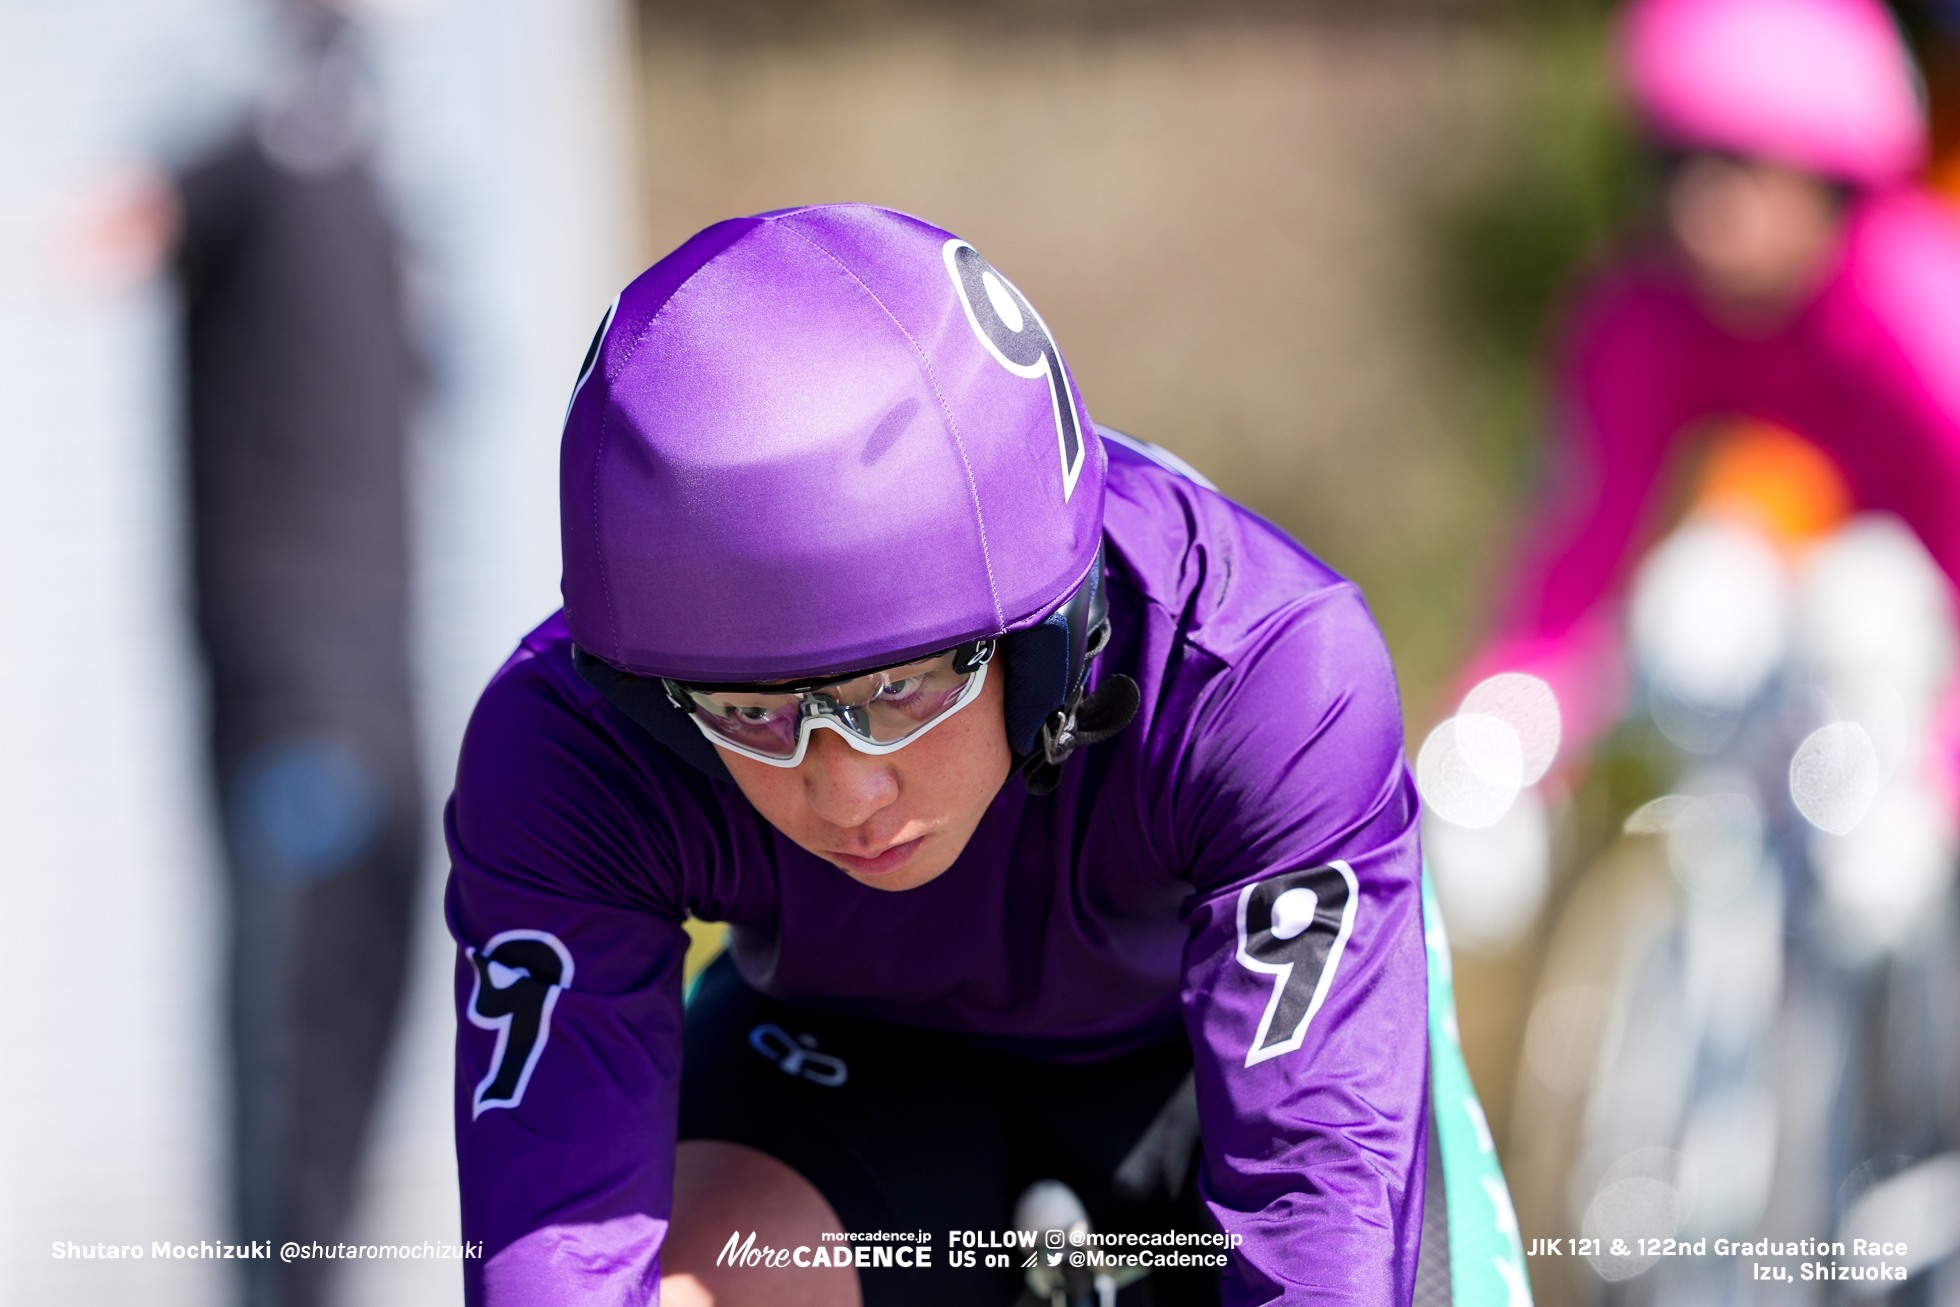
[801,727,898,829]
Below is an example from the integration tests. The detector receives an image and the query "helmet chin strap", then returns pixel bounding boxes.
[1016,614,1139,797]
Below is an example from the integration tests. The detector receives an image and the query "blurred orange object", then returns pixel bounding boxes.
[1689,419,1853,550]
[54,163,180,293]
[1926,32,1960,200]
[1934,153,1960,198]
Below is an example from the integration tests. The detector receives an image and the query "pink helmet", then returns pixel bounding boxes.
[1617,0,1927,187]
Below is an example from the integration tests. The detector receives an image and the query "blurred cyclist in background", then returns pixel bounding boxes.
[1462,0,1960,770]
[1423,0,1960,1299]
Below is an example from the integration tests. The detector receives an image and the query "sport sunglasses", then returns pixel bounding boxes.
[665,640,994,767]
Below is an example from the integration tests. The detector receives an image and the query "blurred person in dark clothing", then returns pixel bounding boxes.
[175,4,422,1303]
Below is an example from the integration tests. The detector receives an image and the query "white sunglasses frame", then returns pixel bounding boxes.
[668,648,993,769]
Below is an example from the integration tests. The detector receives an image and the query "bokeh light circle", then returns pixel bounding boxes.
[1459,672,1562,784]
[1416,712,1524,829]
[1790,721,1880,835]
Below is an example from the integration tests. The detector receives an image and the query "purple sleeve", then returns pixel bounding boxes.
[1174,584,1429,1305]
[446,652,691,1307]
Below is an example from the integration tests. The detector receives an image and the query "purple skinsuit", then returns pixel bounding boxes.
[448,442,1429,1305]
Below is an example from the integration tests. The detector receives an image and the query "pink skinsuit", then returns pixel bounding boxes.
[1478,186,1960,750]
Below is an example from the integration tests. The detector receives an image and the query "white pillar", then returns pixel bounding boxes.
[0,1,263,1301]
[338,4,636,1303]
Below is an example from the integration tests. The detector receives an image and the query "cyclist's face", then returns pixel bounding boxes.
[1666,152,1842,329]
[717,654,1012,892]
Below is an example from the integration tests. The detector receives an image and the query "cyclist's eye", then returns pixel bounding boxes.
[882,675,928,700]
[699,697,795,729]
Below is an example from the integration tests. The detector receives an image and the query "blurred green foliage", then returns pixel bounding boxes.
[1427,5,1646,500]
[637,0,1524,42]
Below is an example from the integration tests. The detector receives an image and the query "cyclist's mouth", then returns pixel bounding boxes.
[828,836,925,876]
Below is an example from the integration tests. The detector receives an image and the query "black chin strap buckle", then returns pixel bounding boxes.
[1019,668,1140,797]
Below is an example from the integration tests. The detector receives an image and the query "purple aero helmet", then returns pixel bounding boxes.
[560,204,1108,694]
[1618,0,1926,187]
